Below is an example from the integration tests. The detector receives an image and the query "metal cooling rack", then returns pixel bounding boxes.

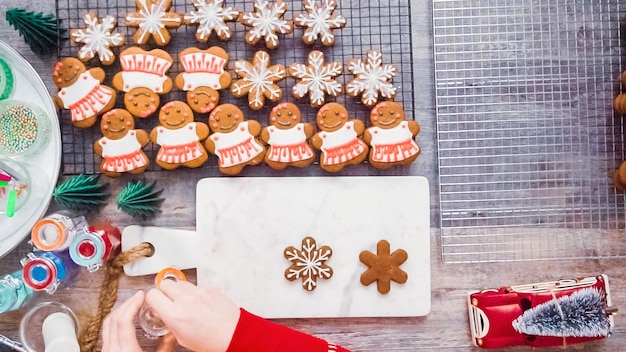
[55,0,414,175]
[434,0,626,263]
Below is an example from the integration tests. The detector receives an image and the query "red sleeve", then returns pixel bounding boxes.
[226,309,350,352]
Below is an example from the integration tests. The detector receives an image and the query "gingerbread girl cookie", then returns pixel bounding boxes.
[346,50,397,107]
[294,0,346,46]
[231,51,286,110]
[240,0,293,49]
[261,103,315,170]
[52,57,116,128]
[125,0,183,46]
[289,50,342,107]
[310,102,368,172]
[71,12,125,65]
[184,0,240,41]
[205,103,266,175]
[364,101,420,169]
[175,47,231,114]
[113,47,174,118]
[150,101,210,170]
[94,109,150,177]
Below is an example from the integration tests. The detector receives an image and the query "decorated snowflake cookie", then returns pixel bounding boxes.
[125,0,183,46]
[294,0,346,46]
[346,50,397,107]
[231,51,286,110]
[284,236,333,291]
[71,13,125,65]
[360,240,408,294]
[240,0,293,49]
[289,50,342,108]
[184,0,240,41]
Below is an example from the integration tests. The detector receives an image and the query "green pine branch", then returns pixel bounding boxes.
[5,8,66,56]
[117,180,164,220]
[52,174,108,211]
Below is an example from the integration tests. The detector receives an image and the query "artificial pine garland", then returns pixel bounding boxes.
[52,174,108,211]
[5,8,65,56]
[116,180,164,219]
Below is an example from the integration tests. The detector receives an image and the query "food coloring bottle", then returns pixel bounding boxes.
[0,270,33,313]
[21,251,78,294]
[31,213,89,251]
[69,225,121,272]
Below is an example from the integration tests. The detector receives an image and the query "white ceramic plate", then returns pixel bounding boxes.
[0,40,61,257]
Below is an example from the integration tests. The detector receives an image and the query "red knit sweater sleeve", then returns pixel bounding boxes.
[226,309,350,352]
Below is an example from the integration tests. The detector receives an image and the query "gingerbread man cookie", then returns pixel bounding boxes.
[52,57,116,128]
[125,0,183,46]
[71,12,125,65]
[94,109,150,177]
[175,47,231,114]
[205,103,266,175]
[284,236,333,291]
[294,0,346,46]
[289,50,342,108]
[364,101,420,169]
[346,50,397,107]
[359,240,408,294]
[240,0,293,49]
[310,102,368,172]
[614,161,626,191]
[150,101,210,170]
[113,47,174,118]
[261,103,315,170]
[231,51,286,110]
[184,0,240,41]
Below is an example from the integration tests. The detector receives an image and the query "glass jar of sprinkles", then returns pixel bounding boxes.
[0,100,51,157]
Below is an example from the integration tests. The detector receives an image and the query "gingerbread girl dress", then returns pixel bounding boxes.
[209,121,265,168]
[319,121,368,166]
[155,123,206,165]
[368,121,420,163]
[99,130,149,173]
[265,124,314,164]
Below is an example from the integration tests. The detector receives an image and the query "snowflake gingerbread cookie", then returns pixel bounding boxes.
[360,239,408,294]
[284,236,333,291]
[294,0,346,46]
[125,0,183,46]
[289,50,342,108]
[71,13,125,65]
[346,50,397,107]
[184,0,240,41]
[231,51,286,110]
[240,0,293,49]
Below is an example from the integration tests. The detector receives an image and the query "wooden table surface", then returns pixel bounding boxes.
[1,0,626,351]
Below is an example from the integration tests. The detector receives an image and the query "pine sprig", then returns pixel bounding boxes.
[5,8,66,56]
[116,180,164,219]
[52,174,108,211]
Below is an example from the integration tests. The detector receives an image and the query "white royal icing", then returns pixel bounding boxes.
[290,51,342,107]
[294,0,346,44]
[210,121,264,167]
[368,121,420,163]
[126,0,182,44]
[346,50,397,106]
[72,13,124,63]
[121,71,168,92]
[241,0,292,48]
[266,123,314,163]
[232,51,285,109]
[185,0,239,40]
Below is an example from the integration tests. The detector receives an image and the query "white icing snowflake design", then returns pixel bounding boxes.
[184,0,239,41]
[294,0,346,46]
[346,50,397,107]
[126,0,182,45]
[240,0,293,49]
[71,13,124,65]
[231,51,286,110]
[284,237,333,291]
[289,50,342,107]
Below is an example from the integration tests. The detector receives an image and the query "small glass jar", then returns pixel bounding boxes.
[0,270,33,313]
[139,267,188,338]
[21,251,77,294]
[69,225,121,272]
[0,100,51,158]
[19,301,79,352]
[31,213,89,252]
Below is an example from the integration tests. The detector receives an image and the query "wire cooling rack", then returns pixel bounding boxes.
[434,0,626,262]
[55,0,414,175]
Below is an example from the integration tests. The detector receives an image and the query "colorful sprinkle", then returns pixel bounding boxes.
[0,104,39,154]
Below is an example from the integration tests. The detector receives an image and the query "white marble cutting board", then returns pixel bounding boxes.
[196,176,431,318]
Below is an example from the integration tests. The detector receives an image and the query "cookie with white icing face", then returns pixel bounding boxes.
[52,57,116,128]
[113,47,174,118]
[175,47,232,113]
[310,102,368,172]
[94,109,150,178]
[149,101,210,170]
[205,103,266,175]
[364,101,420,169]
[260,102,315,170]
[125,0,183,46]
[71,12,125,65]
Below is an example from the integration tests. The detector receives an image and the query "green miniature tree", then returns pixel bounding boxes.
[117,180,164,219]
[5,8,65,56]
[52,174,108,211]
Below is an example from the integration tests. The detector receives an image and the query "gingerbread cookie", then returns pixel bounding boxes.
[295,0,346,46]
[346,50,397,107]
[240,0,293,49]
[289,50,342,107]
[150,101,209,170]
[125,0,183,46]
[615,71,626,114]
[261,103,315,170]
[71,12,125,65]
[364,101,420,169]
[205,104,266,175]
[359,240,408,294]
[231,51,286,110]
[94,109,150,177]
[113,47,173,118]
[184,0,240,41]
[52,58,116,128]
[614,161,626,191]
[310,102,368,172]
[284,236,333,291]
[175,47,231,113]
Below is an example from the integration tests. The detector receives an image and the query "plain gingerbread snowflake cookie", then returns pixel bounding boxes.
[71,12,125,65]
[284,236,333,291]
[240,0,293,49]
[346,50,397,107]
[289,50,342,107]
[294,0,346,46]
[184,0,240,41]
[231,50,286,110]
[359,240,408,294]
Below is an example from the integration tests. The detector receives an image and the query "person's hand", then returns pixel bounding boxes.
[146,280,241,352]
[102,290,177,352]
